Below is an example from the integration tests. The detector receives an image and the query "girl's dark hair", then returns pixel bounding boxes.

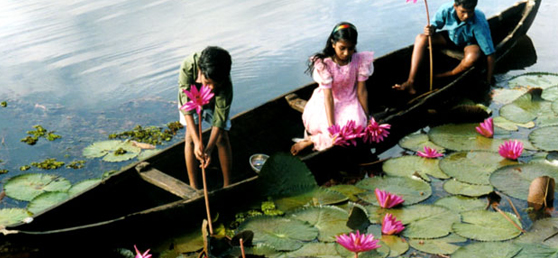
[306,22,358,74]
[454,0,477,9]
[198,46,232,84]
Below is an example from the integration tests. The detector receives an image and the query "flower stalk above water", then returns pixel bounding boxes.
[499,140,523,160]
[476,117,494,138]
[375,188,404,209]
[381,213,405,235]
[417,146,443,158]
[336,230,381,258]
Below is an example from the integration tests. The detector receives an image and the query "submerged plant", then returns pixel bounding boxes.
[30,158,65,170]
[0,169,7,174]
[19,165,31,171]
[20,136,38,145]
[363,117,391,144]
[476,117,494,138]
[381,213,405,235]
[498,140,523,160]
[66,160,86,169]
[109,125,176,145]
[336,230,381,258]
[21,125,61,145]
[375,188,404,208]
[417,146,443,158]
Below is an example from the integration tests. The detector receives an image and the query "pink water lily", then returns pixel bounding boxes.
[134,245,152,258]
[406,0,418,3]
[382,213,405,235]
[476,117,494,138]
[329,120,364,147]
[180,84,214,114]
[363,117,391,144]
[336,230,381,258]
[328,124,348,146]
[417,146,443,158]
[375,188,404,208]
[499,140,523,160]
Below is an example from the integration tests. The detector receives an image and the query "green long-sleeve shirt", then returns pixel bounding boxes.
[178,52,233,129]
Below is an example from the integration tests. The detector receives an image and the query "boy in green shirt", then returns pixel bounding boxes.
[178,46,233,189]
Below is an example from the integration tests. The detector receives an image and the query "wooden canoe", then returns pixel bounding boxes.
[1,0,540,253]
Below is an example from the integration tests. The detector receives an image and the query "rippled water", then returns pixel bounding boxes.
[0,0,556,211]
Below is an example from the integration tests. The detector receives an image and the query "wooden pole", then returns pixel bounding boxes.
[199,115,213,235]
[424,0,433,91]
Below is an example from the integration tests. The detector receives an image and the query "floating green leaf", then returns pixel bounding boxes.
[452,241,522,258]
[0,208,31,226]
[4,173,71,201]
[443,179,493,197]
[500,89,552,123]
[529,125,558,151]
[284,242,339,258]
[494,116,535,131]
[408,234,467,255]
[453,210,523,241]
[542,86,558,101]
[327,184,368,202]
[274,187,348,211]
[490,162,558,200]
[439,151,517,185]
[513,243,558,258]
[380,235,409,257]
[515,217,558,247]
[226,244,280,258]
[508,72,558,90]
[398,133,445,153]
[356,176,431,206]
[492,88,528,104]
[289,205,350,242]
[236,216,318,251]
[68,179,101,197]
[388,204,460,239]
[27,191,69,215]
[434,196,486,212]
[258,152,317,197]
[82,140,141,162]
[382,156,449,181]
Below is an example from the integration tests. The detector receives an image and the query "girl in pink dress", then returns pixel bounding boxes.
[291,22,374,155]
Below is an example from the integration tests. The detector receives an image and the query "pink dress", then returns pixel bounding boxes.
[302,51,374,151]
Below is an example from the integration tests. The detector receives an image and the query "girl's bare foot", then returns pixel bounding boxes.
[290,139,313,156]
[392,81,416,95]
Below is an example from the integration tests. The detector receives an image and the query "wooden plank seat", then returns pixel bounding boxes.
[285,93,307,113]
[135,162,200,199]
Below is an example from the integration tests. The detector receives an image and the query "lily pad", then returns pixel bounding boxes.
[355,176,432,206]
[439,151,517,185]
[289,205,351,242]
[387,204,460,239]
[542,86,558,101]
[380,235,409,257]
[226,244,280,258]
[274,187,348,211]
[494,116,535,131]
[490,162,558,201]
[4,173,71,201]
[27,191,69,215]
[0,208,31,226]
[236,216,318,251]
[508,72,558,90]
[513,243,558,258]
[434,195,487,212]
[327,184,368,202]
[515,217,558,247]
[82,140,141,162]
[68,179,101,197]
[443,179,493,197]
[408,234,467,255]
[529,125,558,151]
[453,210,523,241]
[398,133,445,153]
[451,241,522,258]
[500,89,552,123]
[382,156,449,181]
[284,242,339,258]
[258,152,317,197]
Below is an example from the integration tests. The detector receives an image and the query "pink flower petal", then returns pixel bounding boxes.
[499,140,523,160]
[382,213,405,235]
[336,230,381,254]
[417,146,443,158]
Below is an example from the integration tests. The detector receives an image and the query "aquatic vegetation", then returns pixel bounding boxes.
[336,230,381,257]
[108,124,180,146]
[31,158,65,170]
[3,173,71,201]
[1,101,6,107]
[363,117,391,144]
[417,146,444,158]
[180,84,214,114]
[498,140,523,160]
[82,140,141,162]
[375,189,404,209]
[381,213,405,235]
[65,160,86,169]
[134,245,152,258]
[20,125,61,145]
[0,169,8,174]
[19,165,31,171]
[476,117,494,138]
[20,136,38,145]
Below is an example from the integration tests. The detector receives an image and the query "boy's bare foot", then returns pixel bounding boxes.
[290,139,313,156]
[392,81,416,95]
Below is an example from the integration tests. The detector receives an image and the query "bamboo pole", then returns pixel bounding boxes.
[424,0,433,91]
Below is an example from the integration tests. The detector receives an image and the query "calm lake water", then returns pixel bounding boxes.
[0,0,557,211]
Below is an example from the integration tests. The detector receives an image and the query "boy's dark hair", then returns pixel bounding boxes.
[198,46,232,84]
[454,0,477,9]
[306,22,358,74]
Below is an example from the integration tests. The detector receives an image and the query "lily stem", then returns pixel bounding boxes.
[493,205,525,233]
[240,238,246,258]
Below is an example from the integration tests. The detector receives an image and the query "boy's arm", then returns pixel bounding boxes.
[486,54,495,85]
[202,126,224,168]
[185,114,205,161]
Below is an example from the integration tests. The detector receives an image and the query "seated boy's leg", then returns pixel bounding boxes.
[436,44,481,78]
[215,130,232,187]
[185,130,200,189]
